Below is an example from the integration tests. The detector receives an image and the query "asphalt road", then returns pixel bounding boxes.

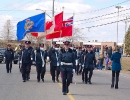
[0,63,130,100]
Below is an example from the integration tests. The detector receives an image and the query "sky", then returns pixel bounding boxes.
[0,0,130,42]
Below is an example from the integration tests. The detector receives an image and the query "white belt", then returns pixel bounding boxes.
[61,62,73,66]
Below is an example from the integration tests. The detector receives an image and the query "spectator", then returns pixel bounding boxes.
[98,54,104,70]
[111,46,122,89]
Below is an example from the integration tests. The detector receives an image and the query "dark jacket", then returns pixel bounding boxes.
[19,47,34,64]
[59,48,75,69]
[49,48,60,67]
[84,51,96,69]
[111,52,122,71]
[4,49,14,61]
[35,48,47,67]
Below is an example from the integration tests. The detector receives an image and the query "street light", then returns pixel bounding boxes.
[115,6,123,45]
[36,9,52,18]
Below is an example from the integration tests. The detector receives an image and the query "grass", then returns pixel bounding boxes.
[121,57,130,74]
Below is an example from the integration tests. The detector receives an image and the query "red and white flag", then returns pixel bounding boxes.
[46,12,63,39]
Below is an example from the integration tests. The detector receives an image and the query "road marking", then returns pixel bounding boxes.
[46,72,75,100]
[57,82,75,100]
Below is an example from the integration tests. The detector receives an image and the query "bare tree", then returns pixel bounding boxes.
[1,20,15,42]
[64,28,87,42]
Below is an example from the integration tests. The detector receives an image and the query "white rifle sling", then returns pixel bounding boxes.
[41,51,45,67]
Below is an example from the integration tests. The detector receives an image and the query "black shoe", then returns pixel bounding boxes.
[53,80,55,83]
[7,72,9,73]
[56,79,59,82]
[63,92,67,95]
[85,82,87,84]
[10,70,11,73]
[23,80,26,82]
[111,84,114,88]
[42,79,44,82]
[115,85,118,89]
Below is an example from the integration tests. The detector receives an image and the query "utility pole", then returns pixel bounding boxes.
[52,0,55,43]
[115,6,122,45]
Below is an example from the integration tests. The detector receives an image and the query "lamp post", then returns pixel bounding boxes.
[36,9,52,18]
[115,6,122,45]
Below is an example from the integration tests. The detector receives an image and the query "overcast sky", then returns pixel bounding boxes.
[0,0,130,42]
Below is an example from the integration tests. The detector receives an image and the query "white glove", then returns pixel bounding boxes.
[75,59,78,66]
[32,61,35,64]
[20,61,22,64]
[73,69,75,73]
[82,64,84,68]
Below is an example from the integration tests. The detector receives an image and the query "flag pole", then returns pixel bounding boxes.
[59,7,64,42]
[72,12,75,47]
[51,0,55,45]
[44,10,47,50]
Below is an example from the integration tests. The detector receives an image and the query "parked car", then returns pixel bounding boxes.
[0,48,6,63]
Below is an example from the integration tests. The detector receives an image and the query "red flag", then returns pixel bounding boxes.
[61,16,73,37]
[46,12,63,39]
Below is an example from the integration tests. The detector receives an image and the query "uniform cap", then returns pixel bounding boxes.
[52,41,56,45]
[86,45,92,48]
[63,41,70,45]
[25,41,31,44]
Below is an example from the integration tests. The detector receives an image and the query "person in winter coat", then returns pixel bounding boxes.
[4,44,14,73]
[97,54,104,70]
[35,43,47,82]
[84,45,96,84]
[111,46,122,89]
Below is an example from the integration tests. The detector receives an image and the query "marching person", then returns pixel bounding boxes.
[84,45,96,84]
[4,44,14,73]
[59,41,75,95]
[49,44,60,82]
[35,43,47,82]
[48,41,57,76]
[18,44,25,72]
[81,46,87,82]
[19,41,35,82]
[111,46,122,89]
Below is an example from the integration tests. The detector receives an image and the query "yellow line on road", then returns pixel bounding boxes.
[57,82,75,100]
[47,72,75,100]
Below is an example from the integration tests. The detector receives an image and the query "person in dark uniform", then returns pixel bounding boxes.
[4,44,14,73]
[59,41,75,95]
[19,41,35,82]
[81,46,88,82]
[76,47,82,75]
[48,41,57,76]
[84,45,96,84]
[35,43,47,82]
[18,44,25,72]
[49,44,60,82]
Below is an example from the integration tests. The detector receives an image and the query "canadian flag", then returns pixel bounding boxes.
[31,32,46,38]
[46,12,63,39]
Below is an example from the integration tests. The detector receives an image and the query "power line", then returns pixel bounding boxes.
[80,17,130,29]
[76,12,130,25]
[0,0,42,15]
[0,0,24,9]
[75,7,130,22]
[75,0,130,14]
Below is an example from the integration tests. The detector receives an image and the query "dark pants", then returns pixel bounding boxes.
[22,63,31,81]
[76,65,80,75]
[84,68,93,83]
[51,66,60,81]
[82,68,85,81]
[61,67,72,93]
[6,60,12,73]
[112,71,120,88]
[36,65,46,81]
